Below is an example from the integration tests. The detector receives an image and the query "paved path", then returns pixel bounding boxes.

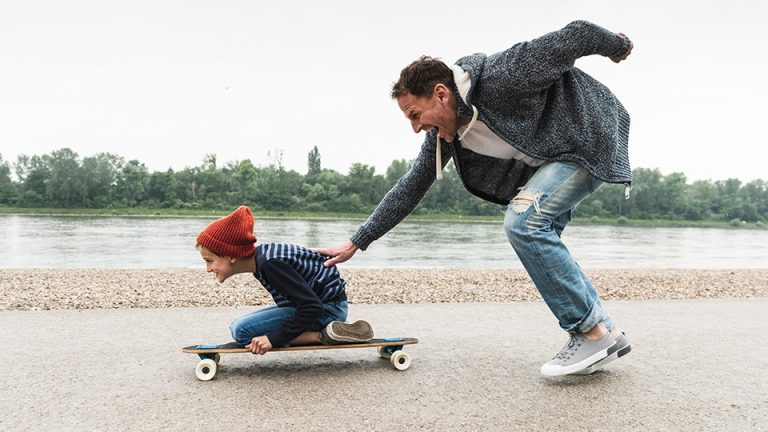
[2,299,767,431]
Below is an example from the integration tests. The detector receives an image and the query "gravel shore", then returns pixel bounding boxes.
[1,268,766,311]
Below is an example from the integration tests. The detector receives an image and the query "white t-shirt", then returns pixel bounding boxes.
[452,65,546,167]
[457,120,545,167]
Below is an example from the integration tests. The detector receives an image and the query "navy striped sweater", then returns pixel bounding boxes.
[253,243,347,346]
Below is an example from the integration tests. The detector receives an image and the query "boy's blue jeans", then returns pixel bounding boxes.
[504,161,614,334]
[229,300,348,345]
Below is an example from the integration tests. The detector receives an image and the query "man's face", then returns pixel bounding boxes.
[397,85,458,141]
[199,246,235,283]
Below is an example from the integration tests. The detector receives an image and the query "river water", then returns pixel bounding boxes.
[1,215,766,269]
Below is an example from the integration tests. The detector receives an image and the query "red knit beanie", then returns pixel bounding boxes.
[196,206,257,258]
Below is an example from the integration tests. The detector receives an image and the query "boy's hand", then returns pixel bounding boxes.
[610,33,633,63]
[313,240,358,267]
[245,336,272,355]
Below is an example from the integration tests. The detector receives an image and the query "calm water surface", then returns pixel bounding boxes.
[1,215,766,269]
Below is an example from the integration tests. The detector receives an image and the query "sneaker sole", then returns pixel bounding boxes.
[572,341,632,375]
[325,320,373,342]
[540,342,615,377]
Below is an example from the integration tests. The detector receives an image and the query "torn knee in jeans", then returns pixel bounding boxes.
[511,188,542,214]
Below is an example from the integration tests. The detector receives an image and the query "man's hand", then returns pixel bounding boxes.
[245,335,272,355]
[610,33,633,63]
[313,240,359,267]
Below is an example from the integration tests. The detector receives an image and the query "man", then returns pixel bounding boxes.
[316,20,634,376]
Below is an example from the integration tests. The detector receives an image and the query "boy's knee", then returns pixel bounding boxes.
[229,320,248,344]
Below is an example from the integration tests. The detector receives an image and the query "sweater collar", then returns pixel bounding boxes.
[451,64,476,121]
[253,244,264,279]
[453,88,475,121]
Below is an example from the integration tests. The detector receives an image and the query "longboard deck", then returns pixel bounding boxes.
[184,337,418,379]
[182,337,418,354]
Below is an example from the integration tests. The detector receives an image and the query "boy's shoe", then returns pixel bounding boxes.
[540,332,616,377]
[571,332,632,375]
[320,320,374,344]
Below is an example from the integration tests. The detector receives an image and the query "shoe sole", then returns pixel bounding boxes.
[572,341,632,375]
[325,320,373,342]
[540,341,616,377]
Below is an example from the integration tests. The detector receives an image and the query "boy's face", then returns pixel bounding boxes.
[199,246,236,283]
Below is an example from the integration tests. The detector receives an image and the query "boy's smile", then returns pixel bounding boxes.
[199,246,237,283]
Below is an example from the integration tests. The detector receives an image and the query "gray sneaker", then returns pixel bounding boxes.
[571,332,632,375]
[320,320,374,344]
[540,332,616,376]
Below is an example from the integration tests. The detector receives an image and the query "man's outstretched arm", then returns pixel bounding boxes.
[315,132,447,267]
[487,20,633,93]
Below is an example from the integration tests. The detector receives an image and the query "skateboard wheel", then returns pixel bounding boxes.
[390,350,411,371]
[195,358,218,381]
[377,346,392,359]
[212,353,221,365]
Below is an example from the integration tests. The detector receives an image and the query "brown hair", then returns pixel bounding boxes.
[391,56,456,99]
[195,242,220,256]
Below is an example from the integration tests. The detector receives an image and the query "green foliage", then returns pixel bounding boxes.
[115,160,150,207]
[307,146,321,178]
[385,159,410,186]
[579,169,768,223]
[3,147,767,223]
[0,154,15,204]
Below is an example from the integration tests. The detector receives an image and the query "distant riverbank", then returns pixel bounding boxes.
[1,206,764,229]
[2,268,766,311]
[4,214,767,268]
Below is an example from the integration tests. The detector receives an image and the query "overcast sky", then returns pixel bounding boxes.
[1,0,766,183]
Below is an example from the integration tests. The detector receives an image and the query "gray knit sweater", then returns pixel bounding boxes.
[351,20,632,250]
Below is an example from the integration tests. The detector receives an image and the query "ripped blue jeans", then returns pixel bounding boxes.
[503,161,614,334]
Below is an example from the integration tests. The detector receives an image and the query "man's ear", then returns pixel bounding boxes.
[434,84,450,103]
[228,257,237,264]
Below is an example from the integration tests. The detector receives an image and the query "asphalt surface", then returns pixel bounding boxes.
[2,299,767,431]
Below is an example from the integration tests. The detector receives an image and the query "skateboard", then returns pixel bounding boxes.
[182,337,419,381]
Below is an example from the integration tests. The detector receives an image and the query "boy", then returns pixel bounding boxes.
[196,205,373,355]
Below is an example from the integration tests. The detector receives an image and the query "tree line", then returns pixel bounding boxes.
[0,147,766,223]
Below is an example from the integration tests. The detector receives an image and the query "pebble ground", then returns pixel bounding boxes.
[2,268,766,310]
